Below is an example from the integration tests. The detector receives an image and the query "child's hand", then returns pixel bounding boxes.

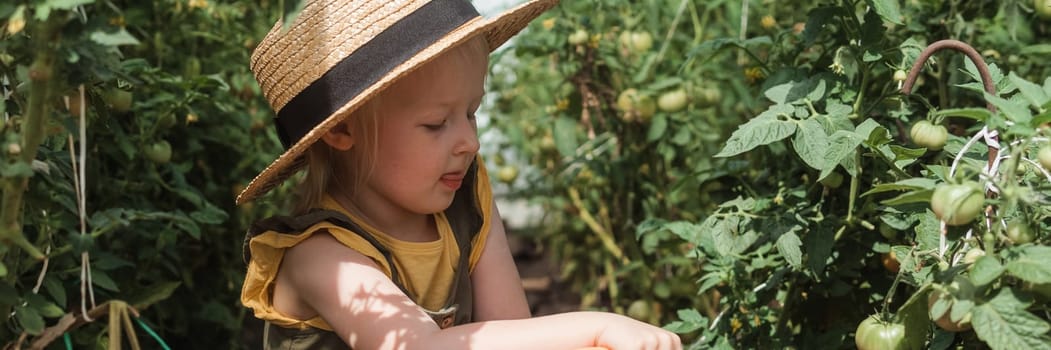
[593,313,682,350]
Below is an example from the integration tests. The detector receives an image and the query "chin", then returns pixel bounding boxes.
[417,197,455,215]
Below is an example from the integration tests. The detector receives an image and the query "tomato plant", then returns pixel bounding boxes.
[487,0,1051,349]
[1,1,286,348]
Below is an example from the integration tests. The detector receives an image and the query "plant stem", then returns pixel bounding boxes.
[846,151,861,223]
[568,187,627,263]
[0,16,62,260]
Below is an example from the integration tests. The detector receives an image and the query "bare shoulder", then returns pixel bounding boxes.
[283,230,376,271]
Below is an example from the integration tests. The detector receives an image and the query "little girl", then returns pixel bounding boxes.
[238,0,681,349]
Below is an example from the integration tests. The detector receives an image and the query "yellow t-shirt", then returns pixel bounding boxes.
[241,167,493,331]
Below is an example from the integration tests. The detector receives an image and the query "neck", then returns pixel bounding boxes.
[330,192,437,243]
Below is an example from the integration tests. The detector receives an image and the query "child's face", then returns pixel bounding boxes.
[354,46,487,217]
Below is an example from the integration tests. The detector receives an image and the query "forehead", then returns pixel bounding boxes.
[381,42,488,102]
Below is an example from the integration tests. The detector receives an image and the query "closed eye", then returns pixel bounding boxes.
[423,119,447,131]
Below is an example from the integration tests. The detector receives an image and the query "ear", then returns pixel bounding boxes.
[321,121,355,151]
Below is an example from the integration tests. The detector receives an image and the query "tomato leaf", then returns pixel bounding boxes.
[970,255,1005,287]
[664,308,707,333]
[90,268,120,292]
[803,225,835,277]
[971,289,1051,350]
[127,281,182,310]
[862,177,936,197]
[776,230,803,270]
[802,6,840,45]
[1008,73,1049,110]
[647,114,668,142]
[984,92,1032,124]
[43,276,66,309]
[44,0,95,10]
[895,284,930,350]
[880,188,932,206]
[1004,246,1051,284]
[914,211,941,252]
[865,0,903,25]
[932,108,992,122]
[89,29,140,47]
[792,118,830,170]
[715,105,797,157]
[23,293,64,318]
[14,304,44,335]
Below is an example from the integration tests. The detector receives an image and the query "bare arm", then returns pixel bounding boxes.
[284,233,680,350]
[470,203,531,321]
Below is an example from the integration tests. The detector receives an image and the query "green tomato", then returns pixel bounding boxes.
[962,248,985,265]
[910,120,948,151]
[693,86,722,108]
[819,172,844,189]
[497,165,519,184]
[893,69,908,82]
[1038,145,1051,170]
[157,113,177,130]
[930,183,984,226]
[928,283,973,332]
[618,30,653,53]
[657,89,688,113]
[1006,220,1034,244]
[1036,0,1051,20]
[567,29,589,46]
[855,315,906,350]
[616,89,656,122]
[626,299,652,321]
[104,89,134,114]
[878,222,897,240]
[144,140,172,164]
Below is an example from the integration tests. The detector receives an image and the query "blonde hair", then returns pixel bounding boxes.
[291,36,490,215]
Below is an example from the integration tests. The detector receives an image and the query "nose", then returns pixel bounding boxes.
[453,116,480,156]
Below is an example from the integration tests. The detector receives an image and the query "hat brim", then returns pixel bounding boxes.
[236,0,558,205]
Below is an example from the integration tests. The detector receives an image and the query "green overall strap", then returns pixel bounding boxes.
[440,160,484,326]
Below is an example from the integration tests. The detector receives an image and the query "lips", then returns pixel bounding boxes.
[440,172,464,190]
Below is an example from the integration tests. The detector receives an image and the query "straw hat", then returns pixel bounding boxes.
[237,0,559,204]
